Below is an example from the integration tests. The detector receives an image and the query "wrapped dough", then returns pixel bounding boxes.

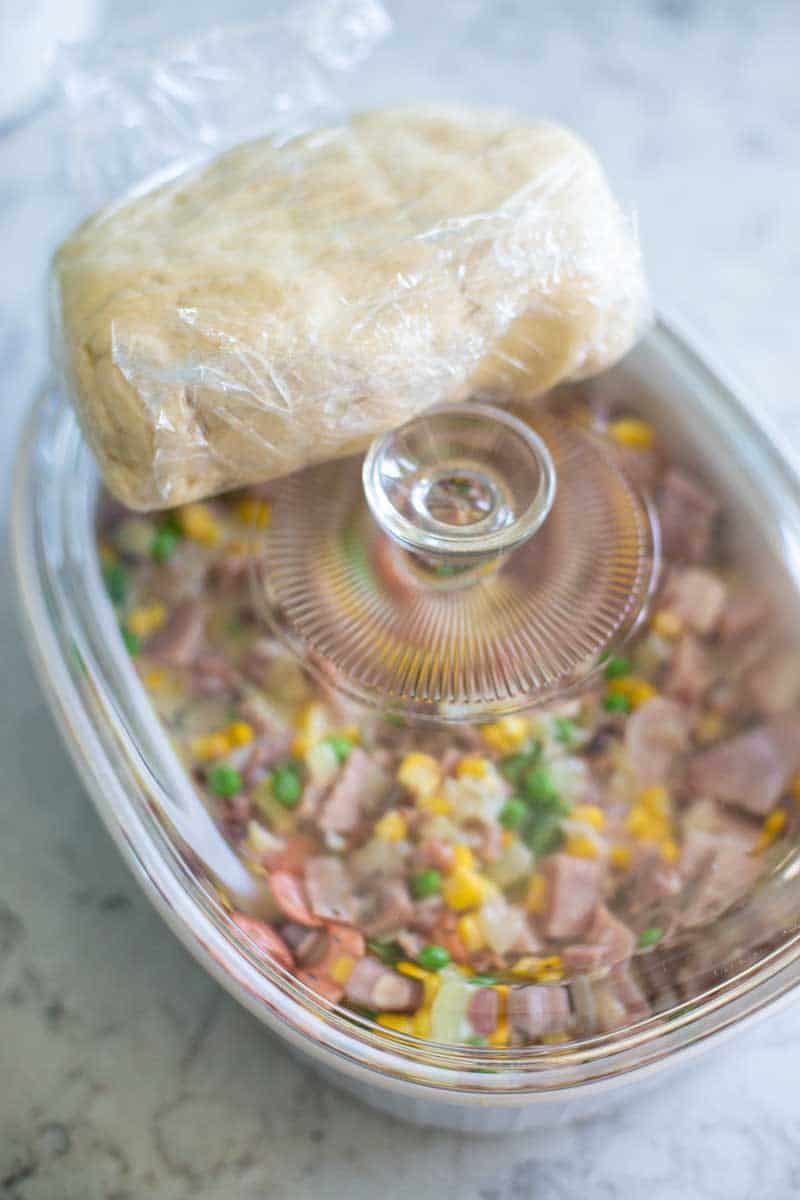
[53,106,648,510]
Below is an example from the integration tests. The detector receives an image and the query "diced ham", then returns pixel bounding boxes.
[622,847,683,918]
[625,696,690,787]
[280,922,328,965]
[190,653,240,697]
[413,839,456,874]
[146,599,206,666]
[467,987,500,1037]
[663,568,727,636]
[231,913,294,971]
[540,854,602,940]
[657,468,719,564]
[664,634,713,705]
[678,803,762,928]
[295,924,366,1004]
[687,714,800,816]
[508,985,571,1038]
[242,731,294,787]
[612,443,664,493]
[319,747,391,835]
[344,956,423,1012]
[358,879,414,938]
[304,856,359,924]
[748,651,800,718]
[263,833,316,875]
[241,637,280,686]
[720,591,770,643]
[562,905,636,974]
[269,871,323,927]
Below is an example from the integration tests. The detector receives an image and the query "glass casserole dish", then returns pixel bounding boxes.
[12,316,800,1133]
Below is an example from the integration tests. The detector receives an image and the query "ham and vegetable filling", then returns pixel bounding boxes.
[96,407,800,1048]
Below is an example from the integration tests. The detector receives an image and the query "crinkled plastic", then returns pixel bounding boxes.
[52,10,650,511]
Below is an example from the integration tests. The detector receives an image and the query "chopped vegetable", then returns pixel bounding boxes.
[119,623,140,656]
[603,692,632,714]
[208,763,243,797]
[637,926,664,949]
[322,734,354,764]
[603,654,631,680]
[417,944,451,971]
[553,716,578,747]
[409,868,442,899]
[151,527,178,563]
[499,797,527,830]
[104,561,128,605]
[272,763,302,808]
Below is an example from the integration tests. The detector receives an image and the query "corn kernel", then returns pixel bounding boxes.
[451,844,475,872]
[571,803,605,831]
[609,417,655,449]
[376,1013,414,1034]
[411,1009,432,1039]
[144,668,166,690]
[456,756,490,780]
[397,752,440,798]
[525,874,547,913]
[564,834,599,860]
[179,503,221,545]
[443,868,487,911]
[652,609,684,639]
[501,829,514,847]
[329,955,356,984]
[541,1031,570,1045]
[397,962,440,1006]
[660,839,680,863]
[764,809,787,837]
[610,844,632,870]
[640,785,671,817]
[792,774,800,804]
[487,1017,510,1048]
[226,720,254,747]
[510,954,564,982]
[295,701,330,749]
[192,732,231,761]
[127,602,167,639]
[695,712,725,745]
[416,793,452,816]
[374,810,407,842]
[481,715,530,754]
[232,496,271,529]
[608,676,656,709]
[457,914,486,953]
[510,956,542,978]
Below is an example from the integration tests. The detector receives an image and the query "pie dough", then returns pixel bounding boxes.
[54,106,648,509]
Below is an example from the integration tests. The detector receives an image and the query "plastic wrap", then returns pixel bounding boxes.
[52,13,650,511]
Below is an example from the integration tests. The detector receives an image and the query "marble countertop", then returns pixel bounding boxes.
[1,2,799,1196]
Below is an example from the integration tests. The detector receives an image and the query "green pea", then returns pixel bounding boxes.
[151,527,179,563]
[103,562,128,605]
[470,974,497,986]
[525,814,564,858]
[409,869,442,899]
[160,511,184,538]
[322,735,353,764]
[466,1035,487,1046]
[208,763,243,797]
[272,764,302,807]
[119,623,140,657]
[499,797,527,830]
[417,944,451,972]
[523,767,560,806]
[499,743,541,786]
[603,655,631,681]
[603,693,632,714]
[553,716,577,747]
[637,926,664,949]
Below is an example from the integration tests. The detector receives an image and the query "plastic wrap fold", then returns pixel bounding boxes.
[53,14,649,510]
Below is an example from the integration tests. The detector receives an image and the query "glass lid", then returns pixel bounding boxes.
[253,401,660,719]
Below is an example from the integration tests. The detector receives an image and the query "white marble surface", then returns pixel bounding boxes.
[1,1,800,1195]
